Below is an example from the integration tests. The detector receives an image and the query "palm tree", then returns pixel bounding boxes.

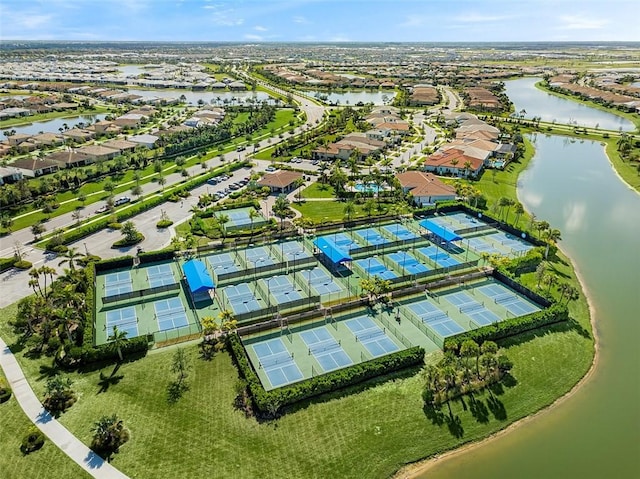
[535,262,547,289]
[216,213,230,242]
[460,339,480,378]
[108,326,128,362]
[513,202,525,226]
[58,247,84,272]
[343,200,356,222]
[248,208,259,238]
[91,414,129,457]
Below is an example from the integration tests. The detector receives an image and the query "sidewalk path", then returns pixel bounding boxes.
[0,337,129,479]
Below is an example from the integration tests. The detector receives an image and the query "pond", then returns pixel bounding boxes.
[124,88,274,106]
[504,77,635,131]
[1,113,108,136]
[421,134,640,478]
[303,90,395,106]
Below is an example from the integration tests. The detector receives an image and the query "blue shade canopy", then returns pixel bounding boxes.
[419,219,462,242]
[182,259,214,293]
[313,237,352,265]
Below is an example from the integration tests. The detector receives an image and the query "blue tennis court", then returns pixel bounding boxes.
[106,306,139,339]
[406,300,465,337]
[104,271,132,297]
[467,236,502,254]
[487,232,533,253]
[222,208,264,228]
[153,297,189,331]
[251,338,303,389]
[299,267,343,295]
[355,257,397,280]
[382,224,418,241]
[260,275,303,305]
[345,315,400,358]
[387,251,430,274]
[278,240,312,261]
[224,283,263,314]
[353,228,389,246]
[447,212,482,229]
[477,283,541,317]
[417,246,461,268]
[321,232,361,251]
[244,246,276,267]
[444,291,501,326]
[300,327,353,372]
[145,264,176,288]
[207,252,241,275]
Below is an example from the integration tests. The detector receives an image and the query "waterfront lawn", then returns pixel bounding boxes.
[291,199,410,223]
[0,280,593,479]
[0,369,89,479]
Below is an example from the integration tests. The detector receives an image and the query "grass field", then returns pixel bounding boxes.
[291,199,410,223]
[300,182,336,199]
[0,368,90,479]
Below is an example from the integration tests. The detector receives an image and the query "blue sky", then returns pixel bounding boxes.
[1,0,638,42]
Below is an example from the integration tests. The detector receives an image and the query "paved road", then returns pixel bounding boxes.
[0,337,129,479]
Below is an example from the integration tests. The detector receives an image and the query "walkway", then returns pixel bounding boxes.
[0,337,129,478]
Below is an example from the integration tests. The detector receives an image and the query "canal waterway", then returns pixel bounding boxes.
[504,77,635,131]
[125,88,273,106]
[420,82,640,478]
[303,90,395,105]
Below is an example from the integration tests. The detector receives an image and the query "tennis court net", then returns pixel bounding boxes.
[308,339,342,355]
[259,351,294,369]
[494,293,517,304]
[355,327,385,342]
[459,302,485,314]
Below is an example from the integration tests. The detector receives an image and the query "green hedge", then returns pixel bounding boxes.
[443,302,569,354]
[504,247,544,275]
[228,334,424,413]
[67,336,149,365]
[94,256,134,272]
[13,260,33,270]
[138,249,175,264]
[0,257,15,273]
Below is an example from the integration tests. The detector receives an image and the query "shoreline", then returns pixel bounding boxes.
[394,224,600,479]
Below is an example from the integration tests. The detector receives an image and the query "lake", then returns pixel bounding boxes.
[421,134,640,478]
[1,114,108,136]
[504,77,635,131]
[303,90,395,105]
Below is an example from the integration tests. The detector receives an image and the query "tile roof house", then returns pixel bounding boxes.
[11,157,61,177]
[397,171,457,206]
[423,149,485,178]
[76,144,120,161]
[257,170,304,193]
[45,150,92,168]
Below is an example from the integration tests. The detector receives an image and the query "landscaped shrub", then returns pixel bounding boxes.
[227,334,424,413]
[504,247,544,275]
[20,427,45,454]
[112,233,144,248]
[156,219,174,228]
[65,336,149,367]
[13,260,33,270]
[138,249,175,263]
[94,256,134,272]
[443,303,569,354]
[0,378,11,403]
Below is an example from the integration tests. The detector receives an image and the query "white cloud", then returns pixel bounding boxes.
[18,14,54,30]
[244,33,264,41]
[329,34,350,42]
[203,4,244,26]
[559,15,609,30]
[293,15,310,24]
[254,25,268,31]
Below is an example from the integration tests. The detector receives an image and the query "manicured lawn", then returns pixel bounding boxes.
[300,182,336,199]
[0,279,593,479]
[291,199,409,223]
[0,368,89,479]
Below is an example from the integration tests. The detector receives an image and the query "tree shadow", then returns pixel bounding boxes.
[468,394,490,424]
[166,381,189,404]
[97,364,124,394]
[38,362,60,381]
[422,401,464,438]
[486,390,507,421]
[445,401,464,438]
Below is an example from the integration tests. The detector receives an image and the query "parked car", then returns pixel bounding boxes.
[114,196,131,206]
[265,166,276,172]
[236,145,246,152]
[206,177,220,185]
[95,205,109,214]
